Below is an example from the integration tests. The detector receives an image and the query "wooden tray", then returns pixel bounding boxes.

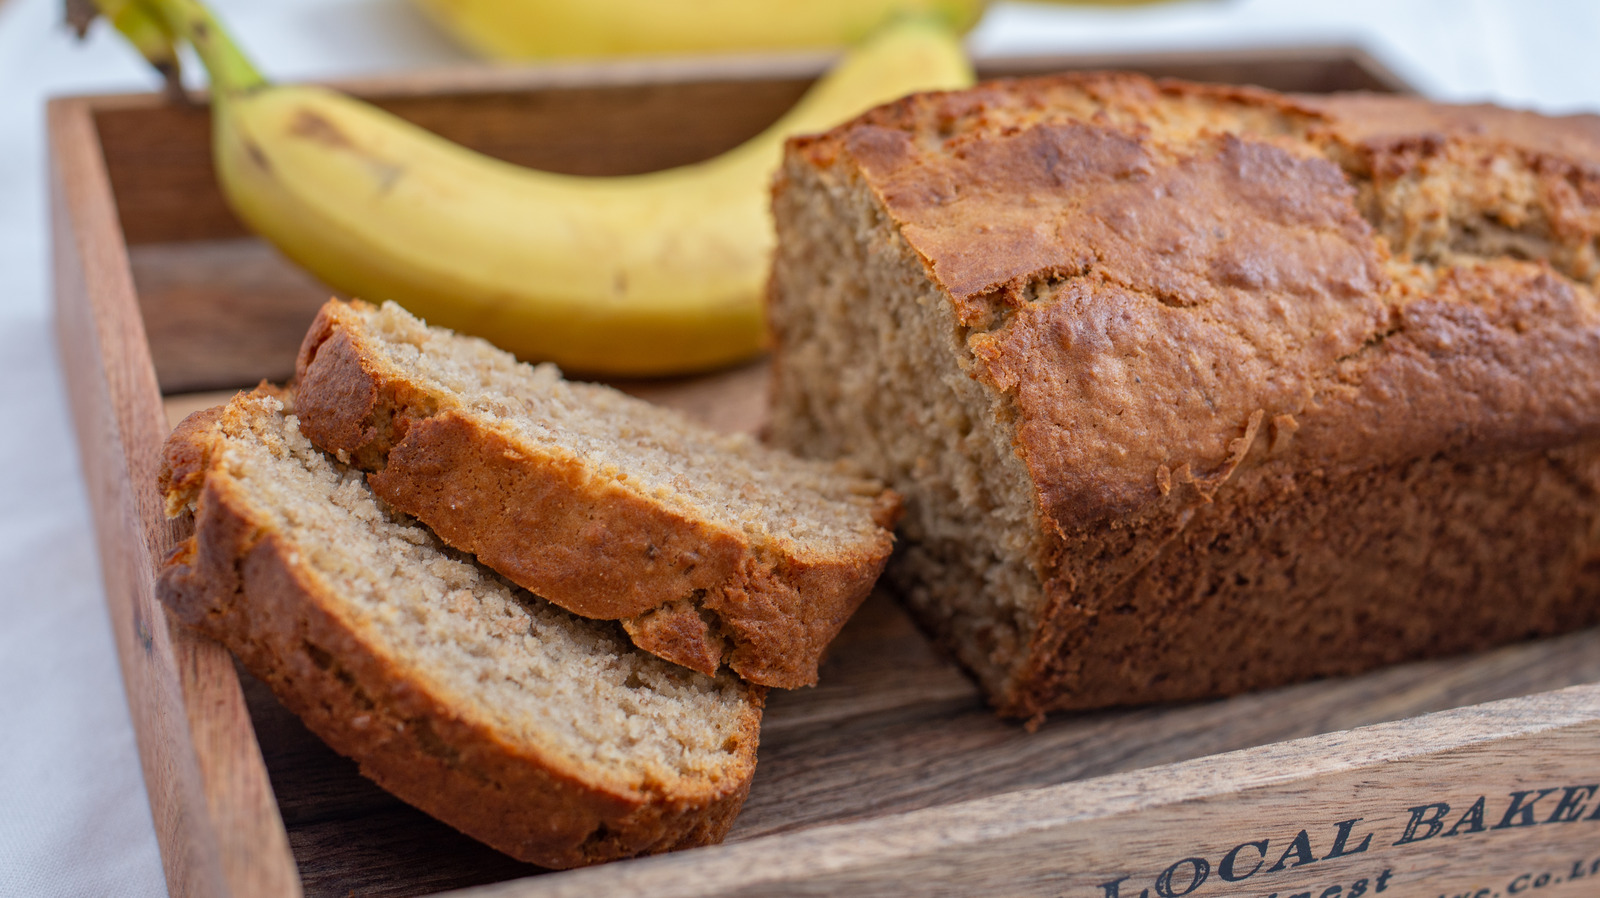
[50,46,1600,898]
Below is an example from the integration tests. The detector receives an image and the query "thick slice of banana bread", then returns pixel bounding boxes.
[293,299,900,689]
[767,72,1600,717]
[158,389,763,867]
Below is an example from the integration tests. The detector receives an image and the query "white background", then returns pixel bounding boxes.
[3,1,1598,894]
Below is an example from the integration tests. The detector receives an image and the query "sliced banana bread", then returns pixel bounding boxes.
[158,388,763,867]
[293,299,901,688]
[767,72,1600,716]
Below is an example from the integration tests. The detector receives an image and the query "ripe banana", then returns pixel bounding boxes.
[99,0,974,375]
[410,0,985,61]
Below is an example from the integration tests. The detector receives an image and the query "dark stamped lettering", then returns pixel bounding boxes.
[1268,830,1317,872]
[1096,874,1147,898]
[1394,803,1451,845]
[1444,797,1487,837]
[1323,818,1373,859]
[1219,840,1267,882]
[1154,858,1208,898]
[1495,789,1561,829]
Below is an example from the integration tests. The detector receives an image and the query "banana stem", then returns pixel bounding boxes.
[140,0,266,96]
[103,1,181,75]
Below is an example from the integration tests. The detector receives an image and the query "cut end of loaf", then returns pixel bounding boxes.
[157,389,763,866]
[767,154,1044,703]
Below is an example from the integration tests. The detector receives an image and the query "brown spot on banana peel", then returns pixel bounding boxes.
[244,139,271,173]
[290,108,356,149]
[288,107,406,193]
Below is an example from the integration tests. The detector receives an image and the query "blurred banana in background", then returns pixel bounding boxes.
[82,0,974,375]
[410,0,986,60]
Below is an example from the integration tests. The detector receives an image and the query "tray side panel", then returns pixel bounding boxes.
[975,44,1415,94]
[465,684,1600,898]
[48,96,302,898]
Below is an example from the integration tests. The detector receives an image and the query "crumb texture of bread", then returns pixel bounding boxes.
[156,390,763,867]
[768,72,1600,715]
[293,299,899,688]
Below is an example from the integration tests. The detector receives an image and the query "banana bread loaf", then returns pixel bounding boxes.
[158,388,763,866]
[293,299,900,689]
[767,72,1600,716]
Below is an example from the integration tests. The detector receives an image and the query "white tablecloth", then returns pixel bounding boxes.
[3,1,1597,894]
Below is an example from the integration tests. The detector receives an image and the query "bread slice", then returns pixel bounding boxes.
[292,299,901,688]
[767,72,1600,716]
[157,388,763,868]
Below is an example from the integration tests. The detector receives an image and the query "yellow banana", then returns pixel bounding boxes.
[411,0,985,61]
[118,0,974,375]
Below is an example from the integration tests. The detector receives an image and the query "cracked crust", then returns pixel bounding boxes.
[771,72,1600,714]
[156,390,762,867]
[293,299,900,689]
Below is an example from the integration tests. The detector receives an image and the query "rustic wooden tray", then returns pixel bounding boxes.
[51,46,1600,898]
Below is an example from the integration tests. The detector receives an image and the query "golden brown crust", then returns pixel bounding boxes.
[155,393,761,867]
[797,70,1600,526]
[294,300,896,688]
[1299,92,1600,163]
[623,600,727,676]
[780,71,1600,714]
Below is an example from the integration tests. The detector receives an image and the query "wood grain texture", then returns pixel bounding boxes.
[49,96,300,898]
[132,240,330,392]
[461,685,1600,898]
[66,47,1598,898]
[978,44,1413,94]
